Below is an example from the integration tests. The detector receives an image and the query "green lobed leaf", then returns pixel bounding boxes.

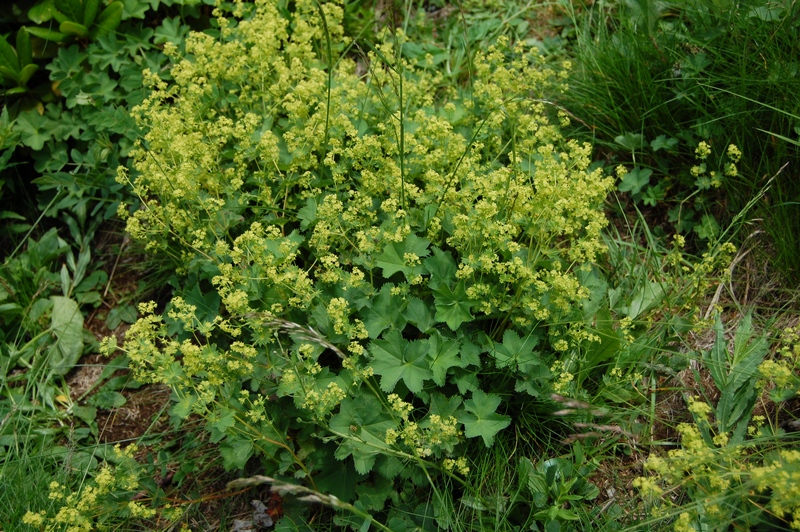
[375,233,430,280]
[119,0,151,19]
[614,132,644,152]
[220,438,254,470]
[106,304,137,330]
[459,389,510,447]
[370,329,433,394]
[433,281,473,330]
[650,135,678,152]
[427,332,463,386]
[14,110,54,150]
[154,16,190,45]
[423,247,456,290]
[209,409,236,443]
[403,297,437,334]
[329,396,396,474]
[88,391,126,409]
[362,284,408,339]
[489,329,541,371]
[617,167,652,195]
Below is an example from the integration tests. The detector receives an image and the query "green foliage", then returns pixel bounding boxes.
[105,0,635,525]
[24,0,125,43]
[561,0,800,273]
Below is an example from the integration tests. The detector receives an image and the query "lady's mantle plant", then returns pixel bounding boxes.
[106,0,615,522]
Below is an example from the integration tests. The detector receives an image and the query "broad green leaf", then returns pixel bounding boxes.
[694,214,720,240]
[614,132,644,152]
[297,197,318,229]
[14,110,53,150]
[451,367,480,395]
[329,396,396,474]
[363,284,407,339]
[28,0,58,23]
[71,405,97,426]
[704,315,729,390]
[0,66,19,84]
[89,2,123,39]
[49,295,84,375]
[710,313,768,439]
[618,167,652,195]
[49,45,88,79]
[220,438,253,470]
[209,409,236,442]
[173,393,196,418]
[514,365,551,397]
[106,304,137,330]
[433,281,473,330]
[0,37,19,77]
[83,0,100,27]
[489,329,541,371]
[370,329,432,393]
[55,0,84,22]
[427,333,463,386]
[403,297,437,333]
[730,315,768,391]
[18,64,39,86]
[88,391,126,409]
[583,310,621,370]
[119,0,150,19]
[423,247,456,289]
[315,458,361,503]
[154,16,190,45]
[622,281,664,320]
[60,21,89,37]
[650,135,678,152]
[459,389,510,447]
[24,26,70,43]
[16,28,33,69]
[428,392,463,420]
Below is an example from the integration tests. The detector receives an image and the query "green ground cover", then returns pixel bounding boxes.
[1,0,799,530]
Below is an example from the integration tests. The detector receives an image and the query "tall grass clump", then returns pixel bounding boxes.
[560,0,800,276]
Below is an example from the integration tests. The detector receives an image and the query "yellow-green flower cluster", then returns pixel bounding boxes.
[758,325,800,394]
[384,394,464,462]
[22,445,156,530]
[123,0,613,344]
[635,409,800,529]
[751,450,800,529]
